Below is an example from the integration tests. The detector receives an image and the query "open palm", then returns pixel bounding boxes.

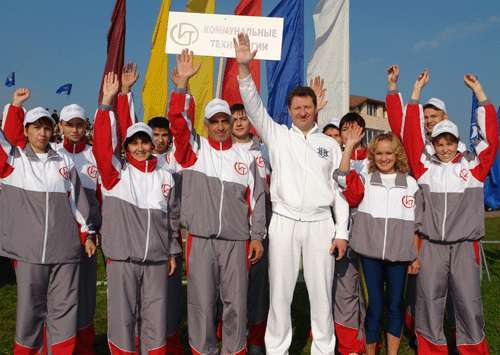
[233,33,257,65]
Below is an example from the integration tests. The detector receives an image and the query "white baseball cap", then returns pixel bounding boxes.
[60,104,86,122]
[424,98,447,114]
[327,117,341,129]
[204,98,232,122]
[431,120,459,139]
[125,122,153,141]
[24,107,55,127]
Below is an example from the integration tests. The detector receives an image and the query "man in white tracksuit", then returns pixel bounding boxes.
[235,33,350,355]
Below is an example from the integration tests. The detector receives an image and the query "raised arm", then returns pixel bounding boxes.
[465,75,499,181]
[386,65,405,140]
[169,49,200,169]
[116,62,139,144]
[92,72,122,190]
[2,88,30,148]
[402,70,429,179]
[236,33,282,145]
[332,124,366,207]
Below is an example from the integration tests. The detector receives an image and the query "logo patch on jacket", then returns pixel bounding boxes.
[316,147,329,159]
[59,167,69,180]
[256,156,265,168]
[459,168,469,182]
[402,195,415,208]
[87,165,98,179]
[161,184,171,197]
[234,162,249,175]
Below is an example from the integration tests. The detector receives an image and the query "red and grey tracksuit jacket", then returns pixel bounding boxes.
[168,90,266,242]
[403,100,498,243]
[92,107,181,261]
[335,170,418,262]
[403,99,498,354]
[0,104,94,263]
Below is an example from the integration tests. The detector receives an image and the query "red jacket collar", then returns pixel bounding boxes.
[126,152,158,172]
[63,136,88,154]
[208,136,232,150]
[351,146,368,161]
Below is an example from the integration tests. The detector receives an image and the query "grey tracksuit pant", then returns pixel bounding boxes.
[187,236,249,355]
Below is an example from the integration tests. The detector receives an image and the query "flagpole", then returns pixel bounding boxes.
[215,57,226,99]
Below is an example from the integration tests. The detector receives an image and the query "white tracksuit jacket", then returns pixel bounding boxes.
[238,74,349,239]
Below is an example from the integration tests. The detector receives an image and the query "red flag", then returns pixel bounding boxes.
[221,0,261,106]
[98,0,126,105]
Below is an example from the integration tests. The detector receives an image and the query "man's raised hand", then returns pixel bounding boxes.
[387,65,400,91]
[121,61,139,94]
[172,49,201,89]
[102,72,120,106]
[464,74,487,102]
[234,33,257,66]
[12,88,31,107]
[235,32,257,79]
[309,76,328,112]
[410,69,429,101]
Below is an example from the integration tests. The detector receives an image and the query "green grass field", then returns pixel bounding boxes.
[1,218,499,354]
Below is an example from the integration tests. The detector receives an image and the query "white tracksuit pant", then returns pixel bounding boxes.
[265,213,336,355]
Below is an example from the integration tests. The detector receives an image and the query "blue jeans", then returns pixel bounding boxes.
[361,256,407,344]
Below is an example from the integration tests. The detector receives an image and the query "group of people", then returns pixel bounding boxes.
[0,33,497,355]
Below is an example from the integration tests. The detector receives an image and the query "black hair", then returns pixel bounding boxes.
[26,116,55,129]
[148,116,170,131]
[124,131,153,149]
[230,103,245,114]
[431,132,459,145]
[339,112,366,131]
[287,86,317,108]
[322,123,340,133]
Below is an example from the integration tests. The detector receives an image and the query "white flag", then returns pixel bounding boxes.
[307,0,349,129]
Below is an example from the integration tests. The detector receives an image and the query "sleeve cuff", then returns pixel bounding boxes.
[478,100,490,106]
[387,90,399,95]
[237,74,253,85]
[99,104,113,111]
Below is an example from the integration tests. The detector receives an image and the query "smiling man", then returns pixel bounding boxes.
[168,49,266,355]
[235,33,349,355]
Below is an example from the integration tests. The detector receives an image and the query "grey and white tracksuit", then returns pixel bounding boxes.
[93,107,181,354]
[169,90,266,355]
[0,104,94,354]
[403,100,498,354]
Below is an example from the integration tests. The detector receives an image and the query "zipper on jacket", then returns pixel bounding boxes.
[41,160,50,263]
[381,185,392,260]
[216,142,224,237]
[298,136,308,219]
[143,160,151,262]
[441,166,448,241]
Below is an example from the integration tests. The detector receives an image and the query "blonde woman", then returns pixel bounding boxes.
[334,129,419,355]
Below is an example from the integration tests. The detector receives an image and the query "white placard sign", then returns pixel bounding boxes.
[165,11,284,61]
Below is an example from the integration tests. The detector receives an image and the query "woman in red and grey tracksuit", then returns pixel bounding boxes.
[169,50,266,355]
[333,113,368,355]
[93,73,180,354]
[403,72,497,354]
[4,90,102,354]
[116,65,185,354]
[0,99,96,354]
[334,126,419,355]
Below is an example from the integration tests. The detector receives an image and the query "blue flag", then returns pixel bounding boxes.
[469,93,500,210]
[266,0,304,127]
[483,107,500,210]
[4,72,15,87]
[56,83,72,95]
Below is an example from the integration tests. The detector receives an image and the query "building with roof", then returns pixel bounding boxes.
[349,95,390,144]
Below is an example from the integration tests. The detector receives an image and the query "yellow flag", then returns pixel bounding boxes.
[142,0,171,122]
[186,0,215,137]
